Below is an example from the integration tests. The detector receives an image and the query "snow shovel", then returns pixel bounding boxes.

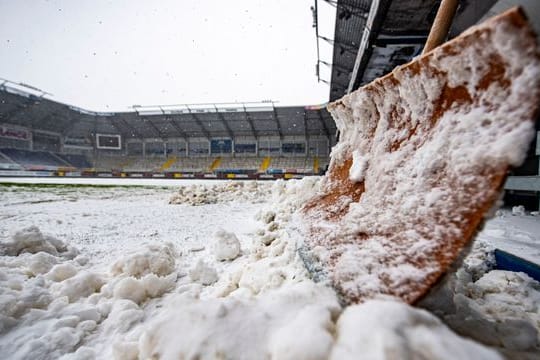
[297,6,540,305]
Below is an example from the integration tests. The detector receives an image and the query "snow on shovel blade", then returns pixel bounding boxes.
[298,7,540,305]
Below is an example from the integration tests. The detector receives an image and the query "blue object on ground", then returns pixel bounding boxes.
[494,249,540,282]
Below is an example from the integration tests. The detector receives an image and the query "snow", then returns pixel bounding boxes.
[348,149,369,182]
[0,179,540,358]
[213,230,241,261]
[420,239,540,355]
[189,260,219,285]
[512,205,526,216]
[1,225,78,259]
[110,243,176,278]
[332,300,502,360]
[479,209,540,265]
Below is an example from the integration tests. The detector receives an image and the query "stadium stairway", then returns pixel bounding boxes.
[313,157,319,173]
[161,156,177,171]
[50,152,73,168]
[260,157,271,172]
[210,157,222,171]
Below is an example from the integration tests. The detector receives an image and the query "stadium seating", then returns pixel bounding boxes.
[55,154,92,169]
[217,157,261,172]
[0,148,69,169]
[0,152,22,170]
[168,157,211,172]
[123,157,166,172]
[93,155,133,171]
[0,147,329,175]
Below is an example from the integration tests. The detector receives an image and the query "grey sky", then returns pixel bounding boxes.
[0,0,336,111]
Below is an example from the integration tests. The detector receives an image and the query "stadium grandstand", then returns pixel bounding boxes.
[0,79,336,180]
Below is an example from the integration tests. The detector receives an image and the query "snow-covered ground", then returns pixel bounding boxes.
[0,178,539,359]
[479,208,540,265]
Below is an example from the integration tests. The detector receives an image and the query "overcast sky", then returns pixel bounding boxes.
[0,0,336,112]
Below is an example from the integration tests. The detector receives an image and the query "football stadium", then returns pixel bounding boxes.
[1,1,540,359]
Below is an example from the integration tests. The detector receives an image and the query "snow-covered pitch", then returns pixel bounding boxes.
[0,178,539,359]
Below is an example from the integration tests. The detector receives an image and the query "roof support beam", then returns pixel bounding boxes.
[303,111,309,141]
[107,117,126,138]
[186,106,210,140]
[167,117,189,141]
[316,110,331,141]
[115,117,144,140]
[214,106,234,139]
[143,117,167,140]
[271,105,283,140]
[242,106,258,139]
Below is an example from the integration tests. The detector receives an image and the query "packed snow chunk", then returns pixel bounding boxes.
[446,270,540,351]
[112,273,177,304]
[138,282,339,360]
[101,300,144,335]
[113,277,147,304]
[111,243,176,278]
[268,305,334,360]
[46,263,78,282]
[1,303,100,360]
[0,226,78,258]
[60,346,96,360]
[112,341,139,360]
[142,273,177,298]
[27,251,59,275]
[213,229,241,261]
[169,180,273,205]
[189,260,218,285]
[349,149,369,183]
[512,205,526,216]
[257,210,276,224]
[330,300,502,360]
[0,276,52,319]
[50,271,105,302]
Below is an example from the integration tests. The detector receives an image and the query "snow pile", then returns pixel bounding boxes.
[123,177,507,359]
[138,282,340,360]
[189,260,218,285]
[169,181,273,205]
[332,300,501,360]
[2,179,540,359]
[0,227,180,359]
[105,244,178,304]
[213,229,241,261]
[0,225,78,259]
[0,228,104,358]
[110,243,176,278]
[512,205,526,216]
[445,271,540,351]
[420,240,540,356]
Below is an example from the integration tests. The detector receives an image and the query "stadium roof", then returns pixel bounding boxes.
[0,80,336,141]
[1,1,512,139]
[327,0,498,101]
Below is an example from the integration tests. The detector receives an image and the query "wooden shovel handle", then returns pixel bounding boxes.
[423,0,459,54]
